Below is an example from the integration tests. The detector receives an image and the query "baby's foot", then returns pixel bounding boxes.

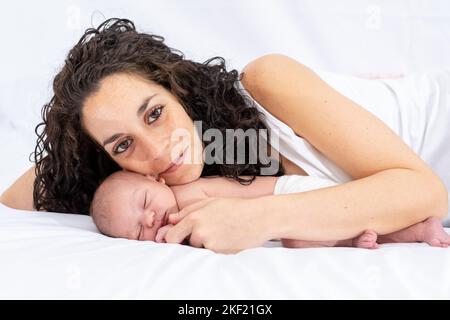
[418,217,450,248]
[352,230,379,249]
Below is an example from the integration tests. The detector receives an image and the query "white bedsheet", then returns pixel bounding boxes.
[1,203,449,299]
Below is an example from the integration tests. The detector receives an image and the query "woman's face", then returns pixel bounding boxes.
[82,72,204,186]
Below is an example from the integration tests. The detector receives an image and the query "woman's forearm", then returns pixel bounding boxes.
[257,169,448,241]
[0,165,36,211]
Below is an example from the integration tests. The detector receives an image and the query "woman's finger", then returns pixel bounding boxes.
[155,224,173,243]
[187,232,204,248]
[164,218,194,244]
[168,197,216,225]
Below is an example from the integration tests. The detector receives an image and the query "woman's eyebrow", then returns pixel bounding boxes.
[102,93,159,147]
[103,133,124,147]
[137,93,158,116]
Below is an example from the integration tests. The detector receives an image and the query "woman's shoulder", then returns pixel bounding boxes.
[238,53,434,180]
[239,53,311,97]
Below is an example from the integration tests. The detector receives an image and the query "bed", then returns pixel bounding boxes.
[1,203,449,299]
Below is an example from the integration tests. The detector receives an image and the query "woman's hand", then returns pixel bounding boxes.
[155,224,174,243]
[163,197,272,254]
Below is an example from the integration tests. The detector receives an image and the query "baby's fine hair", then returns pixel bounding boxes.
[89,171,139,236]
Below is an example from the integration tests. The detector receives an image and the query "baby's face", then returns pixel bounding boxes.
[103,172,178,241]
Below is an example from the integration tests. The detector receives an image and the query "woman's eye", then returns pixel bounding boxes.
[113,139,132,154]
[146,105,164,124]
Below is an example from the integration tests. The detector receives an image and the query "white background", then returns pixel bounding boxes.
[1,0,450,194]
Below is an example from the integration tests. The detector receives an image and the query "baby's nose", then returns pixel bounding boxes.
[145,211,156,228]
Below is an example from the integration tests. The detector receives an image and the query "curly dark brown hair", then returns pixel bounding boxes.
[32,18,284,214]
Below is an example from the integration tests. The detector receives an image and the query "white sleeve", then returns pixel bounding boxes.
[274,175,338,195]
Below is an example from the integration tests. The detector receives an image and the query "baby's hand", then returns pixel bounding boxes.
[155,224,174,243]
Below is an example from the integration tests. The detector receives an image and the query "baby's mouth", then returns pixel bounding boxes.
[156,210,169,228]
[163,210,169,225]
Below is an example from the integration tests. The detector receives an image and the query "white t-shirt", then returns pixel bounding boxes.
[237,69,450,226]
[274,174,338,195]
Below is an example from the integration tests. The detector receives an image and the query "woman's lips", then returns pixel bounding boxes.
[160,147,188,175]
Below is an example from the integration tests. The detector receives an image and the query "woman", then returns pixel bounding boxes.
[1,18,448,253]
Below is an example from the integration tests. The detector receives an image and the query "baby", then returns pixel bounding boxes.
[89,170,450,249]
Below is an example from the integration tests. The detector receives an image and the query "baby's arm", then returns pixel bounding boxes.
[282,217,450,249]
[170,179,209,209]
[170,176,278,209]
[198,175,277,198]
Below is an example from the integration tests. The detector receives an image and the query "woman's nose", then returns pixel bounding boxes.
[141,137,169,161]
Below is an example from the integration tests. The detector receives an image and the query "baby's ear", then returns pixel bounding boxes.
[157,177,166,185]
[145,174,165,184]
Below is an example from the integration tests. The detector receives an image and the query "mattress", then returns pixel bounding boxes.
[1,203,449,299]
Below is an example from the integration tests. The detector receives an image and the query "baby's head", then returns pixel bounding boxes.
[90,170,178,241]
